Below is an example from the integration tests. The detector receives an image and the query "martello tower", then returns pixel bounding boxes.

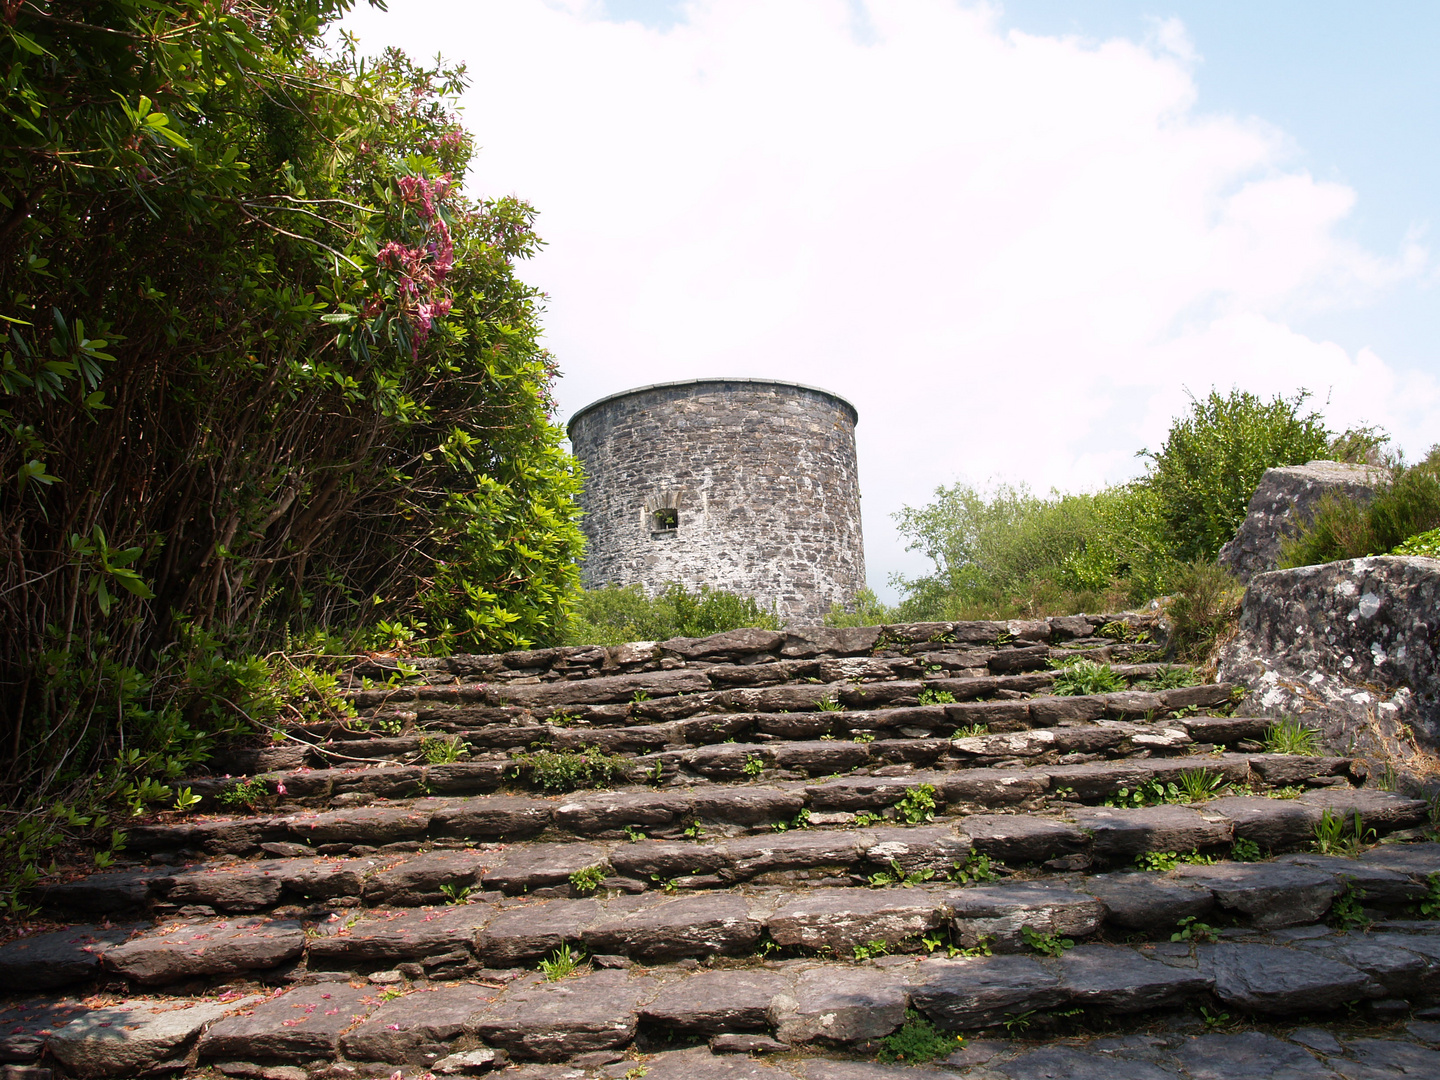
[566,378,865,624]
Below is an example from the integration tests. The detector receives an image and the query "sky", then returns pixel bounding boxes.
[340,0,1440,602]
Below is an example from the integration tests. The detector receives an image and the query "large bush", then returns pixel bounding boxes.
[1280,447,1440,566]
[565,584,779,646]
[0,3,581,840]
[887,388,1358,619]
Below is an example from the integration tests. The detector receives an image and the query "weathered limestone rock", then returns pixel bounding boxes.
[1069,806,1232,860]
[0,925,130,990]
[1216,556,1440,760]
[200,984,380,1062]
[773,965,911,1043]
[766,889,942,952]
[474,899,597,965]
[339,983,500,1064]
[48,995,260,1078]
[641,969,792,1033]
[469,969,657,1061]
[1218,460,1386,583]
[102,917,305,985]
[306,905,491,966]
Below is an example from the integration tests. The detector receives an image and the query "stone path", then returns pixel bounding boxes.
[2,615,1438,1078]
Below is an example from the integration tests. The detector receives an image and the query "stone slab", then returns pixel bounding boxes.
[0,926,130,990]
[199,984,380,1061]
[641,968,792,1033]
[339,982,502,1063]
[49,995,260,1078]
[469,969,657,1062]
[102,917,304,985]
[767,889,944,952]
[581,893,762,961]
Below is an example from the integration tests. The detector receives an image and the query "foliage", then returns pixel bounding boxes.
[1140,389,1331,562]
[420,736,467,764]
[568,865,605,895]
[1421,873,1440,919]
[1263,718,1321,756]
[824,588,899,627]
[868,859,936,888]
[1021,926,1074,957]
[895,783,938,824]
[951,723,989,739]
[1231,838,1263,862]
[1170,916,1218,944]
[1313,809,1373,857]
[1135,849,1214,872]
[815,695,845,712]
[1281,447,1440,566]
[876,1009,962,1064]
[918,688,956,706]
[563,583,778,646]
[1164,560,1244,664]
[538,943,584,981]
[1330,885,1370,932]
[1176,768,1226,802]
[219,775,276,810]
[1106,779,1181,809]
[851,939,891,960]
[509,746,624,792]
[1050,659,1127,696]
[1393,526,1440,558]
[1137,666,1202,691]
[439,883,471,905]
[0,1,584,893]
[742,755,764,777]
[950,853,1000,885]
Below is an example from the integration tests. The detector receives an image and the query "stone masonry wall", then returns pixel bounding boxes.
[567,379,865,623]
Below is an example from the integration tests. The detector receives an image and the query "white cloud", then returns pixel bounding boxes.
[341,0,1433,598]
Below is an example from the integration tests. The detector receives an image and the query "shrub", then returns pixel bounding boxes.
[1141,389,1331,562]
[1281,447,1440,566]
[1050,659,1127,696]
[825,588,900,627]
[1393,527,1440,558]
[564,583,778,646]
[1165,560,1243,664]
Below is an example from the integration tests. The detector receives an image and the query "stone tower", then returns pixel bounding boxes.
[567,378,865,624]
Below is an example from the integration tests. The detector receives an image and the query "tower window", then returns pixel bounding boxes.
[653,508,679,533]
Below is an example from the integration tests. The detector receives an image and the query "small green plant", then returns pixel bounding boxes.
[1051,659,1127,696]
[951,723,989,739]
[1377,762,1400,792]
[1105,779,1179,808]
[624,1067,649,1080]
[624,825,647,843]
[630,690,651,704]
[853,810,882,827]
[1021,926,1074,957]
[852,732,876,744]
[876,1009,963,1064]
[1262,718,1321,756]
[1313,809,1374,857]
[439,883,472,905]
[742,755,764,778]
[219,775,273,809]
[1176,767,1226,802]
[420,736,467,764]
[1199,1005,1231,1030]
[510,746,625,792]
[949,935,994,958]
[896,783,937,824]
[1231,837,1263,862]
[1135,850,1180,872]
[770,808,811,834]
[950,853,1000,885]
[1137,666,1202,691]
[1002,1009,1036,1033]
[852,938,892,961]
[650,874,679,894]
[1330,885,1370,932]
[172,787,203,812]
[1421,873,1440,918]
[918,688,957,706]
[648,759,666,785]
[1050,785,1077,801]
[815,695,845,712]
[569,865,606,895]
[381,986,405,1001]
[1272,785,1306,799]
[683,820,706,839]
[868,860,936,888]
[1170,916,1218,944]
[539,943,584,981]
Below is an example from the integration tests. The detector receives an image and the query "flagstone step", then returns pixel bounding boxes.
[5,921,1440,1074]
[31,795,1432,927]
[11,844,1440,991]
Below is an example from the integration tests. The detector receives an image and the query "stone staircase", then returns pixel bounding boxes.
[4,615,1440,1079]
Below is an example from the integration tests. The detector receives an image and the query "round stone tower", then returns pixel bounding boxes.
[567,378,865,624]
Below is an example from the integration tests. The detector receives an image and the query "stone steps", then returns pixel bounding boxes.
[8,620,1440,1079]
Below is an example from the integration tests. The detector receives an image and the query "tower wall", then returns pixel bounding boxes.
[567,379,865,624]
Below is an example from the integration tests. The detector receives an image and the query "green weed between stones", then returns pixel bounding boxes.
[1263,718,1321,756]
[1135,850,1215,872]
[950,853,1001,885]
[1137,666,1202,691]
[917,688,957,706]
[1420,873,1440,918]
[868,860,936,888]
[895,783,938,824]
[877,1009,964,1064]
[1330,885,1371,932]
[1171,916,1218,945]
[1231,837,1264,862]
[420,735,467,764]
[569,865,605,895]
[439,884,472,905]
[951,723,989,739]
[1051,659,1127,696]
[508,746,625,792]
[539,943,585,981]
[1021,926,1074,957]
[1313,809,1374,857]
[219,775,275,809]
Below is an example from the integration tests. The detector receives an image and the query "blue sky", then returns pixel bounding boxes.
[341,1,1440,601]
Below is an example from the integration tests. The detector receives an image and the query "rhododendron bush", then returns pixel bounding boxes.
[0,2,583,800]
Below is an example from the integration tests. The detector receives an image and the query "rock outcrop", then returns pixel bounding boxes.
[1218,460,1387,583]
[1217,556,1440,769]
